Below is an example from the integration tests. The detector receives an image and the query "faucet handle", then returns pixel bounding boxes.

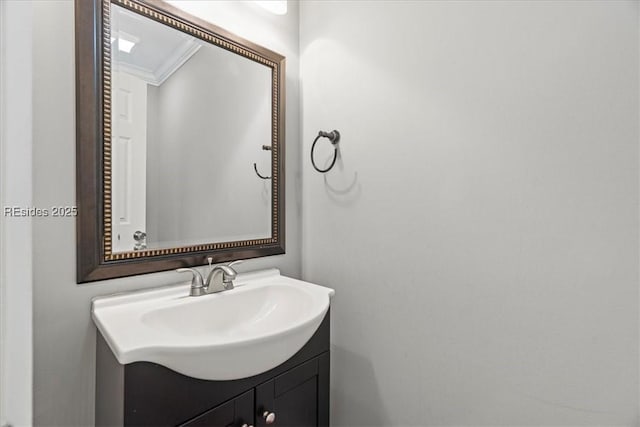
[176,268,205,289]
[223,260,243,283]
[226,260,243,269]
[217,261,243,290]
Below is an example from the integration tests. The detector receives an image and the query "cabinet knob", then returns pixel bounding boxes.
[263,411,276,424]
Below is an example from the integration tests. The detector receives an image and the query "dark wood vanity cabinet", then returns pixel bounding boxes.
[180,390,254,427]
[96,312,330,427]
[254,354,329,427]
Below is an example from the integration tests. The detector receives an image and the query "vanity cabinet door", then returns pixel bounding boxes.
[255,353,329,427]
[180,390,254,427]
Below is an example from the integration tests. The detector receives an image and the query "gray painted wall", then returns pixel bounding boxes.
[300,1,639,425]
[0,1,34,424]
[31,1,300,425]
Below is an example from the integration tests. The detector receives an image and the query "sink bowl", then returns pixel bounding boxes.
[91,269,335,380]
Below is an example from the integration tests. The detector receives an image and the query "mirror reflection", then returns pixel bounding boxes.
[110,4,273,253]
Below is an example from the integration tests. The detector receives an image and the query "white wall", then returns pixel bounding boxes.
[0,1,33,425]
[31,1,300,425]
[300,1,639,426]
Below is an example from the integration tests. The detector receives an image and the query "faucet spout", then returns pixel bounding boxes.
[176,261,242,296]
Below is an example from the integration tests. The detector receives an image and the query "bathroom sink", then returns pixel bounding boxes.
[91,269,334,380]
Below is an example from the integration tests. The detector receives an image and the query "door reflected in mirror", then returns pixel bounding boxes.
[110,4,273,253]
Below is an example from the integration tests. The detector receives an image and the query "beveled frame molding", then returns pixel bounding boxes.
[76,0,285,282]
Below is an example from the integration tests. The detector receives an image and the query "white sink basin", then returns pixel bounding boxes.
[91,269,335,380]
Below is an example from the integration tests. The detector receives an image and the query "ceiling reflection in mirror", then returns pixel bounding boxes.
[109,4,273,254]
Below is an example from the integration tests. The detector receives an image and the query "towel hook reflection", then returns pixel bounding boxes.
[253,144,271,180]
[253,163,270,180]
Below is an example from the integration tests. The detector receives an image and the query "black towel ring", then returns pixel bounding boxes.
[311,130,341,173]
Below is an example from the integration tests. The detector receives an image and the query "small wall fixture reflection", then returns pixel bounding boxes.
[255,1,287,15]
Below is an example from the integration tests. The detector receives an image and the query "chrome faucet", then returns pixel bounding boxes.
[176,259,242,297]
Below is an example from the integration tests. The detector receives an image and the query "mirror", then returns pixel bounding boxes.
[110,4,273,252]
[76,0,285,282]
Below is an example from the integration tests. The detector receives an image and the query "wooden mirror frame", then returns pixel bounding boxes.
[76,0,285,283]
